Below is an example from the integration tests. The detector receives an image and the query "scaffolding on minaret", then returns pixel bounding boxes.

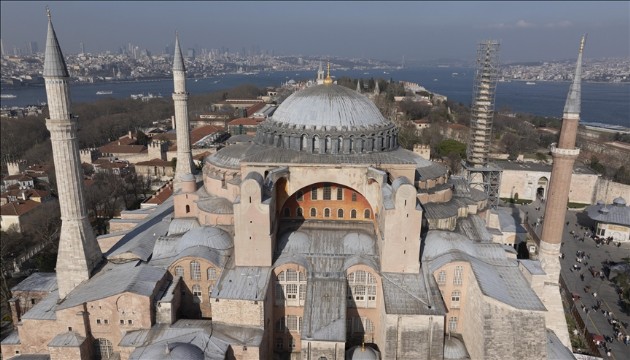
[464,40,502,209]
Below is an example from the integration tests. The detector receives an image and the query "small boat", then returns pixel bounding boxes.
[96,90,113,95]
[525,81,536,85]
[0,94,17,99]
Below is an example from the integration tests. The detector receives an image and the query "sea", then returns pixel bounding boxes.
[1,68,628,128]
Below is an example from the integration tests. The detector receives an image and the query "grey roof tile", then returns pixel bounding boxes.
[21,290,58,320]
[213,266,271,301]
[302,275,346,341]
[57,261,166,310]
[586,202,630,226]
[47,332,86,347]
[11,272,57,292]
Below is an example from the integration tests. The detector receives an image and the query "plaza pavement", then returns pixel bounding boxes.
[514,199,629,359]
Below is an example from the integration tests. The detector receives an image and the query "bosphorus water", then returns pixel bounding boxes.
[1,68,628,127]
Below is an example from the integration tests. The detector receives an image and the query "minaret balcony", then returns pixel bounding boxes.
[550,144,580,157]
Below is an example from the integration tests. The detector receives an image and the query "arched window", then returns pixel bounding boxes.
[336,187,343,200]
[190,261,201,280]
[454,266,463,285]
[324,208,330,218]
[275,269,307,306]
[325,136,332,153]
[323,184,332,200]
[437,270,446,285]
[311,187,318,200]
[351,209,357,219]
[347,270,377,308]
[313,135,320,153]
[185,205,190,213]
[174,266,184,277]
[351,192,357,201]
[448,316,458,332]
[93,338,113,360]
[338,136,343,152]
[192,284,202,303]
[207,268,217,281]
[310,208,317,217]
[296,207,303,217]
[296,190,304,201]
[283,208,290,217]
[348,137,354,153]
[301,135,308,150]
[364,209,371,219]
[338,209,344,218]
[451,290,461,308]
[276,315,302,333]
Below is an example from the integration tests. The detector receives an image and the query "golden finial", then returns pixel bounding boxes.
[46,6,51,19]
[579,34,587,53]
[324,61,333,84]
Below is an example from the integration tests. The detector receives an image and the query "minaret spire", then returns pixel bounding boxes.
[43,9,103,299]
[536,35,586,348]
[356,79,362,93]
[172,32,195,190]
[563,34,586,116]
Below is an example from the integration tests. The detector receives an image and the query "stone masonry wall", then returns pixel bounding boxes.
[482,299,547,360]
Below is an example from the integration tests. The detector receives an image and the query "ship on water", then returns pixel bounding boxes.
[0,94,17,98]
[96,90,113,95]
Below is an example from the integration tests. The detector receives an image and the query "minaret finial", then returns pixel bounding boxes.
[46,6,51,20]
[324,61,333,84]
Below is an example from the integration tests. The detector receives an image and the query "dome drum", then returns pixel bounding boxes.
[254,120,399,154]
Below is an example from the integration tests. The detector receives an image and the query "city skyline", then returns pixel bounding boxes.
[1,1,629,63]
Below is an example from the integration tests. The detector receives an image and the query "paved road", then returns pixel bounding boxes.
[515,199,630,359]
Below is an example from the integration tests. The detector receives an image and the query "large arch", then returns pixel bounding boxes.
[278,182,375,223]
[536,176,549,200]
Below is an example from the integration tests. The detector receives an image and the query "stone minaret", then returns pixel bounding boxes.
[172,33,194,190]
[44,9,102,299]
[538,35,586,347]
[317,61,325,84]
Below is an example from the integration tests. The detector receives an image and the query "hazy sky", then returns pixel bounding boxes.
[1,1,628,63]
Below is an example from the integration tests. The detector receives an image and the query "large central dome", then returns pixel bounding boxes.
[253,83,399,155]
[271,84,390,130]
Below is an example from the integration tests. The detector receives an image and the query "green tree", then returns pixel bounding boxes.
[437,139,467,158]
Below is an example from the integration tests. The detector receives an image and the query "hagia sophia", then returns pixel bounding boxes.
[2,11,587,360]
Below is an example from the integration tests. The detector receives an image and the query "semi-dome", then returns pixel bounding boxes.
[137,342,204,360]
[271,84,390,130]
[253,84,399,154]
[177,226,233,252]
[613,196,626,206]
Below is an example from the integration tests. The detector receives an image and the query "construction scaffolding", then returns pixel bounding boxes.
[464,40,502,209]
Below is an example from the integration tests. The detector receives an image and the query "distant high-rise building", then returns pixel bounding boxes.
[0,38,4,56]
[80,41,85,54]
[26,41,38,55]
[187,48,195,59]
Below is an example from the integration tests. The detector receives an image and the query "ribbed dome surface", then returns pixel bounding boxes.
[271,84,389,130]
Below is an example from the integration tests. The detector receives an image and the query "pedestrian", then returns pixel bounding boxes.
[580,274,585,281]
[593,292,597,298]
